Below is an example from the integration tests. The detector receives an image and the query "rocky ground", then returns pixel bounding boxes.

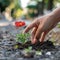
[0,24,60,60]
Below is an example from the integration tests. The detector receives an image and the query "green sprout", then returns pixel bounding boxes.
[57,24,60,28]
[24,46,32,52]
[16,33,30,44]
[36,51,42,55]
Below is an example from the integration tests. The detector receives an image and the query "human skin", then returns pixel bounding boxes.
[23,8,60,44]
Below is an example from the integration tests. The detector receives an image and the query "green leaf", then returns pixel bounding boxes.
[24,47,32,52]
[36,51,42,55]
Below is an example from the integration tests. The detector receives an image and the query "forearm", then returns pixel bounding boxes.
[51,8,60,22]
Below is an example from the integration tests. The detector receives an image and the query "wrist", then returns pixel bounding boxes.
[52,8,60,22]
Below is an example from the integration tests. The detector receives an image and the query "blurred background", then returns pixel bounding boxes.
[0,0,60,21]
[0,0,60,45]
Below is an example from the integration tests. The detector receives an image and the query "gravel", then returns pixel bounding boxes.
[0,25,60,60]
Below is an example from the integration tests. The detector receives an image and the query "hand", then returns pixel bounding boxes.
[23,14,58,44]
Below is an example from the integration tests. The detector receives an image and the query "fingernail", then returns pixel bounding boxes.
[31,38,36,44]
[40,39,44,44]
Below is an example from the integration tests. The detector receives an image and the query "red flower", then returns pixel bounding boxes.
[15,21,25,27]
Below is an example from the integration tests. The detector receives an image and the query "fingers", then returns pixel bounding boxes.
[31,27,37,44]
[34,25,43,40]
[40,30,50,43]
[23,21,36,33]
[39,32,47,43]
[39,32,45,42]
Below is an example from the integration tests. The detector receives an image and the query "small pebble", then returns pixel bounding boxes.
[46,52,51,55]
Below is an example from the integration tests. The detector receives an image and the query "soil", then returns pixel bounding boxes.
[16,40,55,51]
[0,25,60,60]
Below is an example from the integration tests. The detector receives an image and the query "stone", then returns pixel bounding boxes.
[46,52,51,55]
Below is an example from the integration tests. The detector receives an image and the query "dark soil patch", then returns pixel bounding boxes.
[16,40,55,51]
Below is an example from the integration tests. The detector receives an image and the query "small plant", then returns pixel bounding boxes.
[16,33,30,44]
[23,47,35,58]
[36,51,42,55]
[57,24,60,28]
[24,47,32,52]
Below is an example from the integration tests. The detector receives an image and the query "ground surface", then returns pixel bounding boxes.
[0,25,60,60]
[0,14,60,60]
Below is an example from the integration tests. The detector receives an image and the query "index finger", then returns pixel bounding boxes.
[23,22,36,33]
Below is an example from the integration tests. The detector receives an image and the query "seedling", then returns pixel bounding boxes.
[23,47,35,58]
[57,24,60,28]
[36,51,42,55]
[24,47,32,52]
[16,33,30,44]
